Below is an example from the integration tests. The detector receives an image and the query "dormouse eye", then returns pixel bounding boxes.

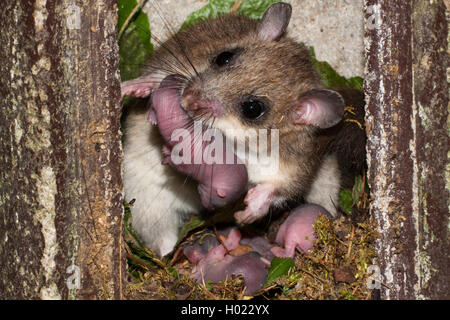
[241,98,266,120]
[213,51,235,67]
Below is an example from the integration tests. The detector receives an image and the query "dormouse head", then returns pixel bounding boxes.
[174,2,344,136]
[123,3,345,136]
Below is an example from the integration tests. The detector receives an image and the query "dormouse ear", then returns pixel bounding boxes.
[292,89,345,129]
[258,2,292,41]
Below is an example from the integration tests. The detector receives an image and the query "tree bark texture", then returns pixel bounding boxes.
[0,0,125,299]
[364,0,449,299]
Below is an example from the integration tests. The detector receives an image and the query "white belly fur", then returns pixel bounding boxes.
[305,154,341,217]
[123,110,202,257]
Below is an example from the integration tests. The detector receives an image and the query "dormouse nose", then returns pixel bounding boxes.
[182,80,225,117]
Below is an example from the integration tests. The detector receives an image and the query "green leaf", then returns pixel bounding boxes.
[118,0,153,81]
[237,0,279,19]
[339,189,353,215]
[309,47,363,92]
[181,0,235,30]
[265,257,295,286]
[177,216,206,244]
[182,0,278,30]
[123,200,145,247]
[117,0,134,33]
[347,76,364,91]
[167,266,179,278]
[352,175,363,206]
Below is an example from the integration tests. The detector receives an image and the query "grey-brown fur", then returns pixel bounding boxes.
[122,3,366,255]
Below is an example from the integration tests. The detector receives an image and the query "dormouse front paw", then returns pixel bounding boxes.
[234,184,276,224]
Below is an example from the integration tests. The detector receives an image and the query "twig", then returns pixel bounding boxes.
[302,254,331,272]
[124,242,156,272]
[231,0,243,13]
[352,284,360,296]
[213,226,230,254]
[298,268,326,283]
[346,225,355,263]
[237,286,247,300]
[344,118,364,130]
[200,282,219,300]
[198,268,219,300]
[259,284,278,293]
[118,0,148,41]
[168,245,184,267]
[344,105,356,115]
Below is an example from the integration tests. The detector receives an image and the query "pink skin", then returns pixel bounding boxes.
[184,203,334,292]
[184,227,274,265]
[122,73,247,210]
[188,228,268,295]
[151,75,248,210]
[270,204,332,258]
[190,228,241,281]
[240,235,275,264]
[234,184,276,225]
[183,234,219,265]
[121,74,160,98]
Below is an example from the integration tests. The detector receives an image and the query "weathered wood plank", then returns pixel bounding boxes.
[0,0,125,299]
[364,0,449,299]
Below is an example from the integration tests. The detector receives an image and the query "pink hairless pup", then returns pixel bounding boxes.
[151,75,248,210]
[182,204,334,293]
[271,204,332,258]
[184,228,269,295]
